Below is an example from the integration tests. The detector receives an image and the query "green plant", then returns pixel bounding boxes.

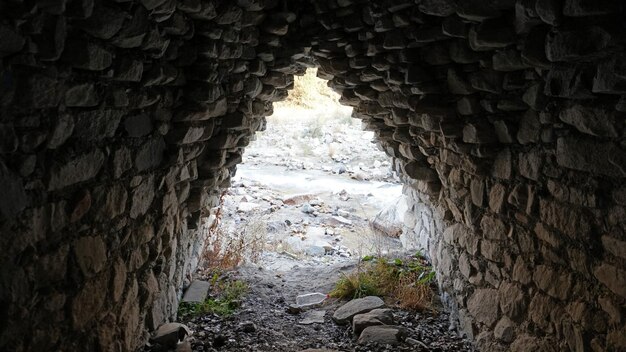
[330,254,437,311]
[178,279,248,319]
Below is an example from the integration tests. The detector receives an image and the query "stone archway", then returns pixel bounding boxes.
[0,0,625,351]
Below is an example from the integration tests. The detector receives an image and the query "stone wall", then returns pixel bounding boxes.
[0,0,625,351]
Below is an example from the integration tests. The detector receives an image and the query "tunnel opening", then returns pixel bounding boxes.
[171,69,470,352]
[0,0,625,351]
[211,68,405,264]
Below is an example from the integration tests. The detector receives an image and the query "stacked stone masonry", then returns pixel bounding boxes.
[0,0,625,351]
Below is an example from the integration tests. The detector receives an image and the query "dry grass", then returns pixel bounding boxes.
[200,193,266,270]
[330,254,437,311]
[395,275,434,311]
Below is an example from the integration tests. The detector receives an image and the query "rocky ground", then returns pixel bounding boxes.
[143,80,475,352]
[219,102,407,263]
[172,259,474,352]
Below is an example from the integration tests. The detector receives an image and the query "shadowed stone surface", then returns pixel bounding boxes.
[0,0,625,351]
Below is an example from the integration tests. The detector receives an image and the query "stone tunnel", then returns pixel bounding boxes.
[0,0,625,350]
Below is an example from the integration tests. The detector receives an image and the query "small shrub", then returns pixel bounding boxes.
[200,193,266,270]
[330,253,436,311]
[332,271,381,299]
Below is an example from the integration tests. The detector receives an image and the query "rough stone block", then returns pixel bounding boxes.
[518,150,542,181]
[563,0,622,16]
[480,215,507,240]
[467,288,499,327]
[556,137,626,178]
[468,20,515,51]
[535,0,561,25]
[533,265,572,300]
[130,176,155,219]
[546,27,611,62]
[74,110,124,142]
[65,83,99,107]
[498,282,527,321]
[76,4,125,39]
[63,40,113,70]
[594,264,626,299]
[558,104,618,138]
[463,122,498,144]
[71,274,108,329]
[539,199,591,238]
[517,110,541,145]
[74,236,107,277]
[48,150,105,191]
[135,137,166,171]
[441,16,468,37]
[494,316,515,342]
[0,25,25,57]
[0,163,28,220]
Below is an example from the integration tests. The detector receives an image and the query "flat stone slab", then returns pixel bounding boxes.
[353,308,394,335]
[299,310,326,325]
[357,325,407,345]
[332,296,385,324]
[182,280,210,303]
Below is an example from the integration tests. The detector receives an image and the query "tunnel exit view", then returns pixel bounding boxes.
[0,0,625,351]
[172,70,471,350]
